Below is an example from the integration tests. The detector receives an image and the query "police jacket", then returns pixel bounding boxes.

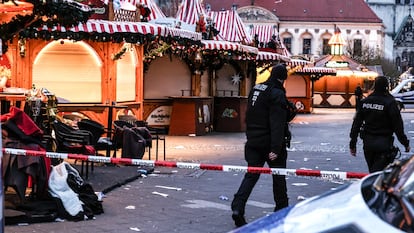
[245,80,289,154]
[349,91,409,149]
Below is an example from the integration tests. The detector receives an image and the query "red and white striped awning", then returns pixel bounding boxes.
[36,19,202,41]
[207,10,253,44]
[166,27,201,40]
[250,24,277,44]
[201,40,258,54]
[256,51,290,62]
[175,0,205,25]
[240,44,259,55]
[288,59,313,67]
[296,67,337,75]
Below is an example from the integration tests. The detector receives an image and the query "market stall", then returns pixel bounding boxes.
[168,96,213,136]
[312,27,378,107]
[3,18,201,128]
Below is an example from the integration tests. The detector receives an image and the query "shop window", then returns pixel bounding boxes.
[283,37,292,53]
[322,39,330,55]
[303,38,311,54]
[353,39,362,56]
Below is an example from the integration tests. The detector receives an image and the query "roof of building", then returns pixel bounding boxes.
[394,14,414,47]
[204,0,383,23]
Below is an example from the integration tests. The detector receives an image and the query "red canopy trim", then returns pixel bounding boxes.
[288,58,313,67]
[35,19,202,41]
[296,67,337,75]
[256,51,290,62]
[202,40,241,51]
[202,40,258,55]
[166,27,202,40]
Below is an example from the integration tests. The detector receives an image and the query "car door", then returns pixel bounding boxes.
[393,79,414,104]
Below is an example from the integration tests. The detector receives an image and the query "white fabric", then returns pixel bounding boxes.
[48,162,84,216]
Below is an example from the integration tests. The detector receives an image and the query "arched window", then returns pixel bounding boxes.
[301,33,313,55]
[281,32,293,53]
[320,32,332,55]
[33,40,102,102]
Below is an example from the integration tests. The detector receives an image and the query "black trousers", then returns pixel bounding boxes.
[363,149,395,173]
[231,144,288,214]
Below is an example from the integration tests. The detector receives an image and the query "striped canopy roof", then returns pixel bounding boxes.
[176,0,206,25]
[288,58,313,68]
[256,51,290,62]
[296,67,337,75]
[175,0,252,44]
[32,19,202,41]
[250,24,277,44]
[207,10,253,44]
[201,40,258,55]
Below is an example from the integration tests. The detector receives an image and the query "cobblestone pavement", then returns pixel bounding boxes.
[5,108,414,233]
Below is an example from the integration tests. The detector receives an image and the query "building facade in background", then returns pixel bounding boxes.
[366,0,414,72]
[156,0,385,63]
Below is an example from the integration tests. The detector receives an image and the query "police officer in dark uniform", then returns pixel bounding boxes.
[231,64,295,227]
[350,76,410,173]
[354,84,363,110]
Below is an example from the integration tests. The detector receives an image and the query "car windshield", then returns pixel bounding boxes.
[395,156,414,200]
[371,155,414,231]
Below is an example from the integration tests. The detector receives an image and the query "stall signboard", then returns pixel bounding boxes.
[146,105,172,126]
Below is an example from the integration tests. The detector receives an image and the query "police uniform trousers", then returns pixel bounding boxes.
[231,144,288,214]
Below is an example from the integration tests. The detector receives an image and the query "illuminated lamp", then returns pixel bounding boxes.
[328,26,346,56]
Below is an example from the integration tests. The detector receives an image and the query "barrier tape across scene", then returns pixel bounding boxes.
[2,148,368,181]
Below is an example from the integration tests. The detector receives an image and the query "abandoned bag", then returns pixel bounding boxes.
[49,162,103,221]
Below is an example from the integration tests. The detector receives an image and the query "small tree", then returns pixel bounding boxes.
[344,38,382,65]
[344,39,400,85]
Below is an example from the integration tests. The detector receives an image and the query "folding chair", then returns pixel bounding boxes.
[52,120,94,179]
[77,119,116,171]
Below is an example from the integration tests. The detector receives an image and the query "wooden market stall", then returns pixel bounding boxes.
[2,17,201,129]
[293,66,337,112]
[142,0,262,135]
[312,27,378,108]
[312,55,378,107]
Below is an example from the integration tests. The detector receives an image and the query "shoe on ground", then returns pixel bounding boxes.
[232,211,247,227]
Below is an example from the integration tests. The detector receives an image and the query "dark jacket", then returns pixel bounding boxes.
[245,80,289,154]
[350,91,409,149]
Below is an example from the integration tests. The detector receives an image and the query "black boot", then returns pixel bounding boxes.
[232,210,247,227]
[274,199,289,212]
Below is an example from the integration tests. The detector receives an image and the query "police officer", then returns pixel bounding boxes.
[354,84,363,110]
[349,76,410,173]
[231,64,294,227]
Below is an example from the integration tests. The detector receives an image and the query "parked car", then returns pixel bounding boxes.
[229,154,414,233]
[391,78,414,109]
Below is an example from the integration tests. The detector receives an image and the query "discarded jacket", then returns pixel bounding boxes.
[48,162,103,221]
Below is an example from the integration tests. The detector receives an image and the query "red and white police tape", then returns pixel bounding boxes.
[3,148,368,181]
